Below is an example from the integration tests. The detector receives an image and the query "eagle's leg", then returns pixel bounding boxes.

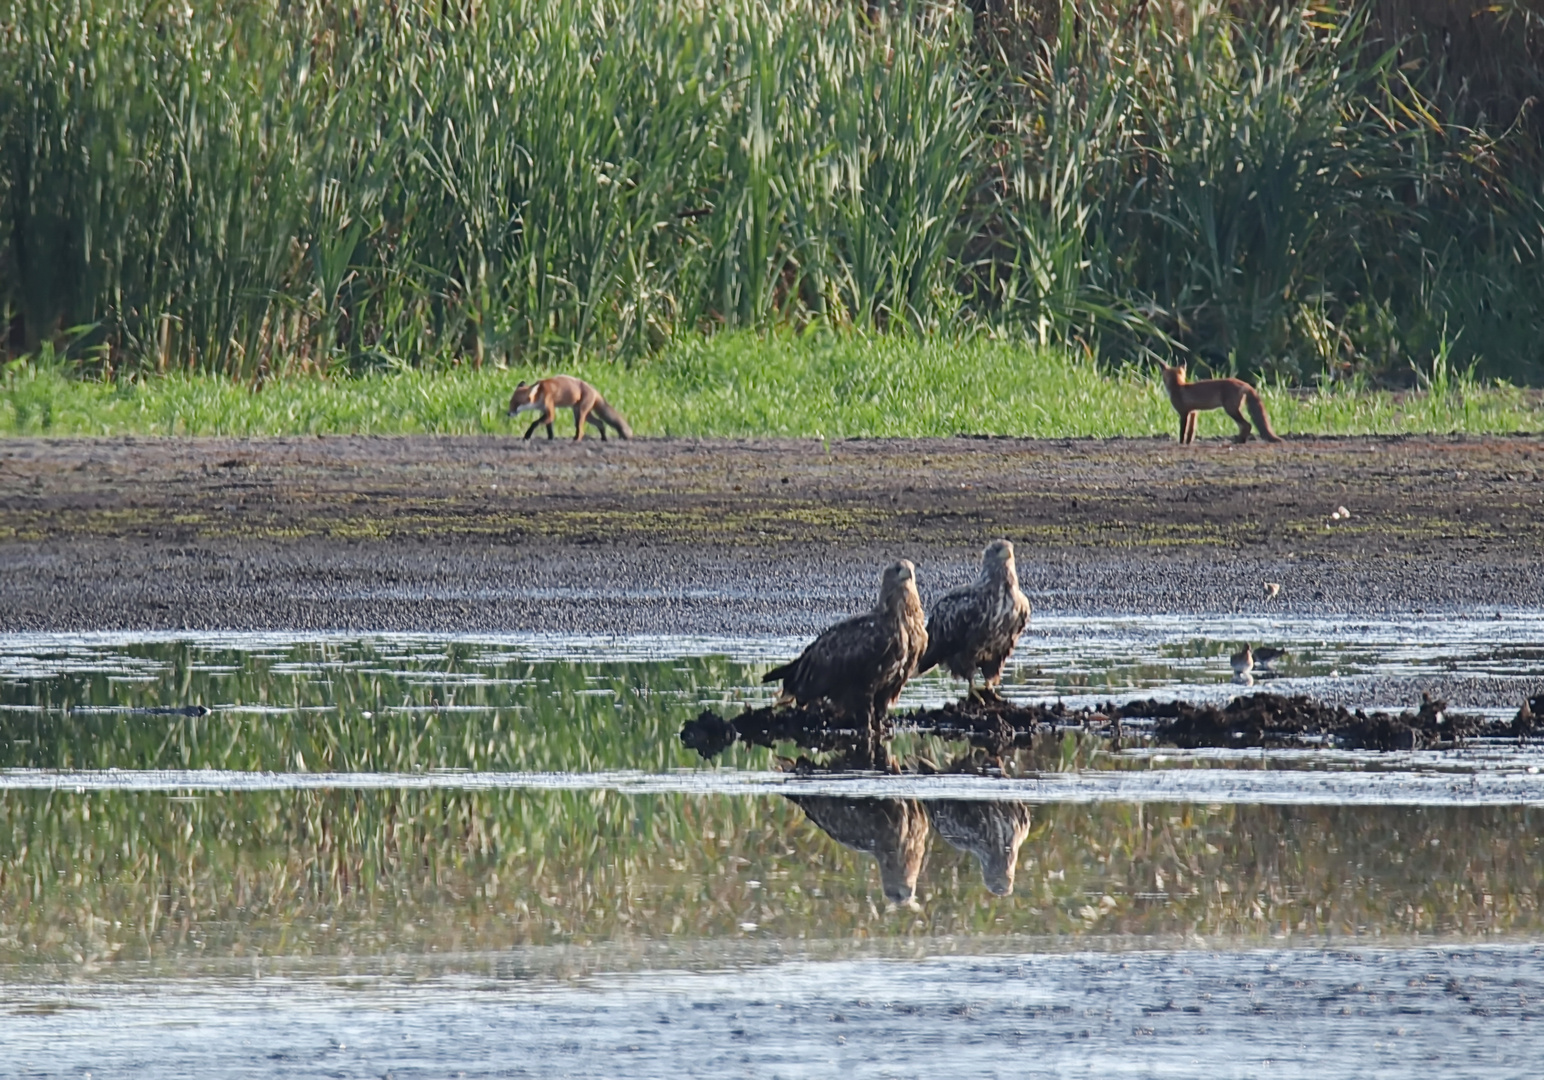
[978,672,1005,704]
[863,697,894,772]
[962,669,982,704]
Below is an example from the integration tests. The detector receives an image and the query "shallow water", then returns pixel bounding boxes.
[6,946,1544,1079]
[1,620,1542,1075]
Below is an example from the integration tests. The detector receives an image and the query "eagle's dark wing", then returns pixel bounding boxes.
[917,585,988,676]
[763,611,899,713]
[790,796,930,904]
[926,799,1034,896]
[978,590,1032,681]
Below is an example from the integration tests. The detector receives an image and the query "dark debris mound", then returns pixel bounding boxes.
[683,701,874,758]
[680,697,1062,760]
[1104,692,1504,751]
[680,691,1524,760]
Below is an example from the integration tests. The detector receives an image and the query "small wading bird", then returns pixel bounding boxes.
[1228,644,1258,686]
[1253,646,1287,670]
[1230,645,1254,677]
[915,539,1032,702]
[1231,644,1288,684]
[762,560,928,752]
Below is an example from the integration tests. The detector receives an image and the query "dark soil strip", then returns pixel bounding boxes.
[5,434,1544,633]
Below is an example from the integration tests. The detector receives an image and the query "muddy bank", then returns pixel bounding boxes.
[2,433,1542,634]
[682,691,1544,760]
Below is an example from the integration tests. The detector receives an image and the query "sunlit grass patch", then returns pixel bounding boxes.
[3,332,1542,440]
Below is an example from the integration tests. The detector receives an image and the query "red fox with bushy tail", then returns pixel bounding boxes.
[507,376,632,441]
[1158,362,1282,445]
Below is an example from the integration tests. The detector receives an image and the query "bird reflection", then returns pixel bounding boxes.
[925,799,1034,896]
[787,795,929,905]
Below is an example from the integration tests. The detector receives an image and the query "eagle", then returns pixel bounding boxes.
[789,795,930,904]
[762,560,928,731]
[925,799,1034,896]
[916,539,1031,701]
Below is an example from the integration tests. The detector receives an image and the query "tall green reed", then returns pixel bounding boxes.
[0,0,1539,385]
[0,0,984,376]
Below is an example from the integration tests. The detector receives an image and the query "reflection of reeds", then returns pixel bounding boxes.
[1,791,1539,967]
[0,641,762,773]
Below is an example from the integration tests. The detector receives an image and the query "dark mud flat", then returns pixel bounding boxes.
[2,433,1543,634]
[683,691,1544,759]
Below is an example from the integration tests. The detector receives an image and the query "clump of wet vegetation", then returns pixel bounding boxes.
[1,0,1541,407]
[683,690,1535,761]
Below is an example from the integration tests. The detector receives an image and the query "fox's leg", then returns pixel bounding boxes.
[585,413,608,441]
[572,404,587,442]
[1224,402,1251,443]
[523,415,544,440]
[1180,411,1196,444]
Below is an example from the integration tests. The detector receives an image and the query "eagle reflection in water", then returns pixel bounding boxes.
[786,795,930,905]
[787,791,1036,901]
[925,799,1035,896]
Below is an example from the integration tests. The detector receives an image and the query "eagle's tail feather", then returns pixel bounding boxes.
[914,642,942,676]
[762,661,795,684]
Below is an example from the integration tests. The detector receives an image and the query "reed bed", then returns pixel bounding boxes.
[1,0,1540,390]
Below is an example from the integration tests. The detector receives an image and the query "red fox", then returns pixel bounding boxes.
[507,376,632,441]
[1158,362,1282,445]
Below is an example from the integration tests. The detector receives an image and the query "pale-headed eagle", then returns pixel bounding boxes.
[762,560,928,728]
[789,796,930,904]
[916,539,1031,700]
[925,799,1034,896]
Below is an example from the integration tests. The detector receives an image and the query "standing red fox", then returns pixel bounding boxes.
[507,376,632,441]
[1158,362,1282,445]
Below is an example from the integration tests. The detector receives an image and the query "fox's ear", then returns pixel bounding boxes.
[515,381,527,390]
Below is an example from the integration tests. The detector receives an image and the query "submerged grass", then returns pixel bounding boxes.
[2,332,1540,439]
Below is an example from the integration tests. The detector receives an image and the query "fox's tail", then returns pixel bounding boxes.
[1245,389,1283,443]
[592,398,633,439]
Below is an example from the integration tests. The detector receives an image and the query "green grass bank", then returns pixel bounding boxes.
[4,334,1540,440]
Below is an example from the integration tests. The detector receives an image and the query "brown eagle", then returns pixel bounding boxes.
[925,799,1034,896]
[789,796,930,905]
[916,539,1031,700]
[762,560,928,730]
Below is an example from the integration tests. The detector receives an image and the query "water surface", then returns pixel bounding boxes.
[2,622,1541,1076]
